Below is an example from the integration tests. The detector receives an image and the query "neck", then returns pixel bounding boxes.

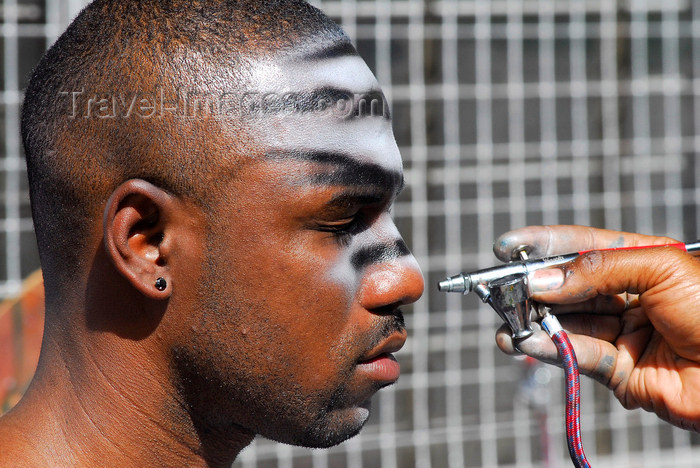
[0,315,254,467]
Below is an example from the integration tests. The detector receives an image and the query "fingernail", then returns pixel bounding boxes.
[529,269,565,292]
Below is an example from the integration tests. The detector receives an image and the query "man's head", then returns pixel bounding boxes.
[21,0,423,453]
[22,0,349,297]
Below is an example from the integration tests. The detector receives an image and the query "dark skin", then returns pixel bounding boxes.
[494,225,700,432]
[0,46,424,465]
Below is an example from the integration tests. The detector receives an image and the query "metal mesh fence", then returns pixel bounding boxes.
[5,0,700,466]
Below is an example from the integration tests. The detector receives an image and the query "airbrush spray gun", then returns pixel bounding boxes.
[439,240,700,468]
[439,241,700,338]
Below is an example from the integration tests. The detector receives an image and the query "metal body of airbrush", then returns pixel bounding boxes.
[439,241,700,339]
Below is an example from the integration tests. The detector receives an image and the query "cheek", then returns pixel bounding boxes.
[258,250,367,379]
[199,219,368,369]
[278,255,359,349]
[228,245,360,355]
[283,235,359,306]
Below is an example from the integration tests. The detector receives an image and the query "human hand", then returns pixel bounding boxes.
[493,225,700,431]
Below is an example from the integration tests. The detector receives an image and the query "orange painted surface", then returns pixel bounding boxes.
[0,270,44,414]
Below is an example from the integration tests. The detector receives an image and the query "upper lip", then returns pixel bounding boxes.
[358,329,407,362]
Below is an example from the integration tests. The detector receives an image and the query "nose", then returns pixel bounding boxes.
[358,250,425,311]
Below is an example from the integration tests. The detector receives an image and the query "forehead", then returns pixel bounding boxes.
[241,45,402,174]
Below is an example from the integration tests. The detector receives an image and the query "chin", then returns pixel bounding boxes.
[285,403,373,449]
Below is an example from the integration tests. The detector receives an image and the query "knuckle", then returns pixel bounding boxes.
[614,381,639,410]
[571,250,606,278]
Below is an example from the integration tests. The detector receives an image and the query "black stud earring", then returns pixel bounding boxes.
[155,277,167,291]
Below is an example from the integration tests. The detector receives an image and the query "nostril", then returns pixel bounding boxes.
[370,304,402,316]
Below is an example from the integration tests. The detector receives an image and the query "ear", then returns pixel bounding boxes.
[103,179,176,299]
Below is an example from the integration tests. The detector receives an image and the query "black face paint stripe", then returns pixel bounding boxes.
[265,150,404,193]
[246,86,390,120]
[351,239,411,271]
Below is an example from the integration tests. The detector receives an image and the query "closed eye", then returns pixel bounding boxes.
[316,213,363,242]
[314,189,394,244]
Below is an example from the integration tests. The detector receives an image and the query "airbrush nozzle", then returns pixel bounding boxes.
[438,274,469,293]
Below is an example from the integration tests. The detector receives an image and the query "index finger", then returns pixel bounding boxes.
[493,225,679,262]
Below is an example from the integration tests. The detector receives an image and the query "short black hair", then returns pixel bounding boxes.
[21,0,350,298]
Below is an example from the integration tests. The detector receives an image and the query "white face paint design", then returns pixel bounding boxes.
[244,50,403,175]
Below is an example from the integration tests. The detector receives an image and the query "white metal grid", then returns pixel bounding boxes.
[7,0,700,466]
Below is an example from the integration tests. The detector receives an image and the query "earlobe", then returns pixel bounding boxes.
[103,179,174,299]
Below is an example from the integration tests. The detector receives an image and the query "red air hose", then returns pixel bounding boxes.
[541,315,591,468]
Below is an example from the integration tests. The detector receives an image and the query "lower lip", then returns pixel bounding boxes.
[357,354,401,383]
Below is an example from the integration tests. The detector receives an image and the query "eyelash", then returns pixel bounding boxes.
[318,213,362,241]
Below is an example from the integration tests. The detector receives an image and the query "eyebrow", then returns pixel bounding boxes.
[265,150,404,194]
